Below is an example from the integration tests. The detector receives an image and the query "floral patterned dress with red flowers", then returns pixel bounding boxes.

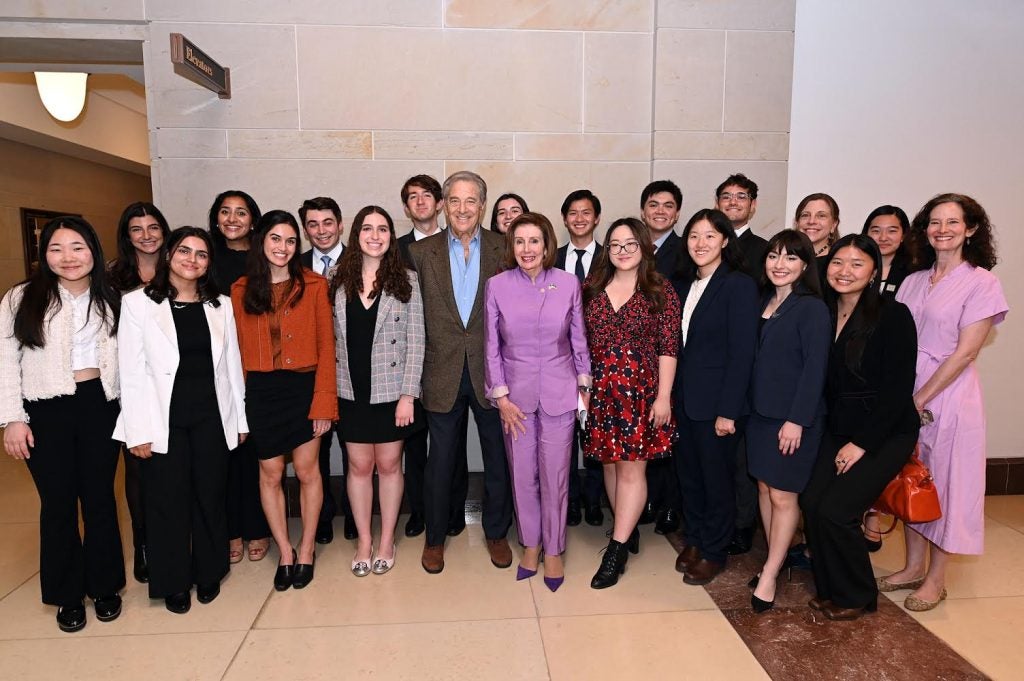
[582,282,681,463]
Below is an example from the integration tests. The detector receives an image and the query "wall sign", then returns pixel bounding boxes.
[169,33,231,99]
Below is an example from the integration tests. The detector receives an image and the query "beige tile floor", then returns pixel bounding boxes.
[1,447,1022,680]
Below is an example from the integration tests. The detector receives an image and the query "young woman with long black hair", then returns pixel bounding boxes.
[1,216,125,633]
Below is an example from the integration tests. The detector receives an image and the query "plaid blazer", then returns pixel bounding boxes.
[334,271,425,404]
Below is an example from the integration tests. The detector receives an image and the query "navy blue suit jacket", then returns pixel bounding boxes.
[672,264,759,421]
[749,292,831,427]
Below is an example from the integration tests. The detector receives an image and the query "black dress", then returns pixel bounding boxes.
[338,295,424,444]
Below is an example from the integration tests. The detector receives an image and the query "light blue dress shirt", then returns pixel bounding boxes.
[448,228,481,327]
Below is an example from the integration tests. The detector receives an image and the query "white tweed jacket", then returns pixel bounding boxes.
[334,271,425,404]
[0,283,119,425]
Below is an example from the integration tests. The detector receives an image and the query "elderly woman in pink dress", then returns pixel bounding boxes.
[484,212,591,592]
[879,193,1008,611]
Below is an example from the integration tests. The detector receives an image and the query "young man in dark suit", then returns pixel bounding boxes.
[554,189,606,528]
[297,197,353,544]
[714,174,769,556]
[396,175,470,539]
[639,180,683,534]
[408,171,513,574]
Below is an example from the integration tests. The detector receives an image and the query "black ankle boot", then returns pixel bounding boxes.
[591,539,629,589]
[627,526,640,555]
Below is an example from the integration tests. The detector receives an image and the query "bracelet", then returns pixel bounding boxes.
[920,409,934,426]
[578,386,592,394]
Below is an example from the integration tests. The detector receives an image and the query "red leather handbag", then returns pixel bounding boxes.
[874,447,942,527]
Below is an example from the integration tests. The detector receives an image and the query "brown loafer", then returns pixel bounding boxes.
[823,600,877,620]
[421,543,445,574]
[486,538,513,569]
[808,597,832,612]
[682,558,724,585]
[675,545,700,574]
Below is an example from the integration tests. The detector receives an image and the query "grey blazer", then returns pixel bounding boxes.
[334,271,425,404]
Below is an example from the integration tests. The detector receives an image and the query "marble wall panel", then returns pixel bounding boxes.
[228,130,372,159]
[585,32,654,133]
[145,0,440,26]
[296,26,582,132]
[515,133,650,161]
[654,131,789,160]
[153,128,227,158]
[654,29,726,131]
[653,159,789,237]
[146,23,299,130]
[658,0,796,31]
[373,131,513,160]
[724,31,795,132]
[2,1,144,21]
[445,0,653,31]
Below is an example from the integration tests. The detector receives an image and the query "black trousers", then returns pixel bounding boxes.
[121,446,145,546]
[801,431,916,609]
[316,426,351,522]
[676,416,743,564]
[567,422,603,506]
[647,458,681,513]
[404,416,470,521]
[141,408,230,598]
[733,435,759,530]
[424,362,511,546]
[23,379,125,606]
[226,439,270,541]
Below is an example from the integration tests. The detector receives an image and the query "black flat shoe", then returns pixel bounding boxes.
[447,519,466,537]
[784,544,813,571]
[57,604,86,633]
[315,519,334,545]
[584,503,604,526]
[274,549,297,591]
[196,583,220,604]
[292,554,316,589]
[133,542,149,583]
[165,591,191,614]
[343,516,358,541]
[751,593,775,614]
[627,526,640,555]
[654,508,680,535]
[404,512,425,538]
[567,500,582,527]
[638,502,656,525]
[93,594,122,622]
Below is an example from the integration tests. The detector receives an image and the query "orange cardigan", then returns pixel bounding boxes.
[231,270,338,421]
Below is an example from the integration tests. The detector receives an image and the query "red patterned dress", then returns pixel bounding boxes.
[582,283,681,463]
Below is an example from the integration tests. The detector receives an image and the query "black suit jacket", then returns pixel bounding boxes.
[736,229,769,278]
[655,231,682,279]
[749,292,830,426]
[826,298,920,452]
[555,243,604,280]
[671,264,759,421]
[398,231,417,269]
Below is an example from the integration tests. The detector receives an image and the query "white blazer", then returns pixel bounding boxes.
[113,289,247,453]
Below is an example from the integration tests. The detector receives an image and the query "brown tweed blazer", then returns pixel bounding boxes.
[408,227,505,413]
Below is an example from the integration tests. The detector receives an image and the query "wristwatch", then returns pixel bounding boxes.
[920,409,934,426]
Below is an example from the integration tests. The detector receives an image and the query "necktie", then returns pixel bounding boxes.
[574,249,586,282]
[321,254,332,274]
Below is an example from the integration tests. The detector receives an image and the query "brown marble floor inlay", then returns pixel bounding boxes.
[665,531,988,680]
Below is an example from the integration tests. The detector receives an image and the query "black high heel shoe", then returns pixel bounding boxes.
[292,552,316,589]
[748,574,760,589]
[751,593,775,614]
[591,539,629,589]
[274,548,297,591]
[627,526,640,555]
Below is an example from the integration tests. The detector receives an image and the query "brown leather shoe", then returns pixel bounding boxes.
[808,597,832,611]
[486,538,513,568]
[675,545,700,574]
[823,600,877,620]
[682,558,724,585]
[421,543,445,574]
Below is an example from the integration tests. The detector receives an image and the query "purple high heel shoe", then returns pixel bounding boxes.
[516,565,537,581]
[543,576,564,592]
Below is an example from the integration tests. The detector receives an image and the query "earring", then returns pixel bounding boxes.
[966,236,971,246]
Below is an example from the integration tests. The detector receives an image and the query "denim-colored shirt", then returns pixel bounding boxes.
[448,227,481,327]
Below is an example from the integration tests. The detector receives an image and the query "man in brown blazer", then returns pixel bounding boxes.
[408,170,513,574]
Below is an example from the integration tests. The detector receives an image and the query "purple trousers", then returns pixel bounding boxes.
[505,409,575,555]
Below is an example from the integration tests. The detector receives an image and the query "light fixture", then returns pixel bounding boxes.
[34,72,89,122]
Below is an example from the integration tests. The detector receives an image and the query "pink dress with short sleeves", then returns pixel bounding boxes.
[896,263,1008,554]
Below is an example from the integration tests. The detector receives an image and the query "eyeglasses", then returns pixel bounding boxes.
[608,241,640,255]
[718,192,751,202]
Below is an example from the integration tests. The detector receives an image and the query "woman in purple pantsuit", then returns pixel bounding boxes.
[881,193,1008,611]
[484,212,591,592]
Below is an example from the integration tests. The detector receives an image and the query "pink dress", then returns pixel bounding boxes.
[896,264,1008,554]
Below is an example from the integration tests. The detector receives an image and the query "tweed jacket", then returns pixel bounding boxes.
[407,227,504,413]
[334,271,425,404]
[0,283,119,425]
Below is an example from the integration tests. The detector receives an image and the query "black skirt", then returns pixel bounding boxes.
[245,370,316,460]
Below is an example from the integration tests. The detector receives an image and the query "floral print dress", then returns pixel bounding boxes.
[582,283,681,463]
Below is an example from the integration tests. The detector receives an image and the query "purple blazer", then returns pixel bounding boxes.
[484,267,591,416]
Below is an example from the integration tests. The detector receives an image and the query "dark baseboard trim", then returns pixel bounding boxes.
[986,457,1024,495]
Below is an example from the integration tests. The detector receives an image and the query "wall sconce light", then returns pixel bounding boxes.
[34,72,89,122]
